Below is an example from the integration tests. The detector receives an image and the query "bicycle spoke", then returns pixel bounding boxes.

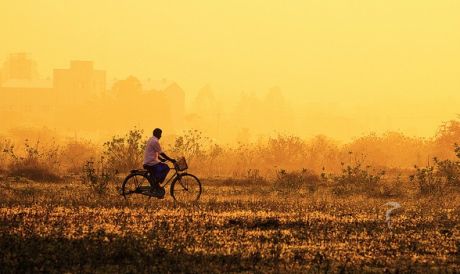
[179,180,189,191]
[171,174,201,203]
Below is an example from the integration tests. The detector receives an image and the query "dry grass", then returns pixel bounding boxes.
[0,178,459,273]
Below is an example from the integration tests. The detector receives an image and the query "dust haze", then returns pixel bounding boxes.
[1,1,459,143]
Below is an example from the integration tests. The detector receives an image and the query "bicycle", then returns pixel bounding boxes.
[120,157,202,203]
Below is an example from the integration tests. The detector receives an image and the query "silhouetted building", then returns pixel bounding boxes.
[145,78,185,132]
[0,53,52,119]
[2,53,38,81]
[0,78,54,128]
[53,61,106,102]
[188,85,222,138]
[112,75,143,97]
[0,54,188,133]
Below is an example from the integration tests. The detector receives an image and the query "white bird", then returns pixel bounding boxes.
[384,202,401,228]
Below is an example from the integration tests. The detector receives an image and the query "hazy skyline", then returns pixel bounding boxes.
[1,0,459,140]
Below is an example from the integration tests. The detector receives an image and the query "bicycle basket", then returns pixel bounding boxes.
[176,157,188,171]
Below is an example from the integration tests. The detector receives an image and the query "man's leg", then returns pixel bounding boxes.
[152,163,169,198]
[143,165,158,188]
[143,164,166,197]
[155,163,170,183]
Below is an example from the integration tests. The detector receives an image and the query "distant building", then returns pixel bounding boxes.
[145,78,185,131]
[53,61,106,102]
[0,79,54,128]
[0,53,54,127]
[0,55,187,133]
[2,53,38,81]
[189,85,222,138]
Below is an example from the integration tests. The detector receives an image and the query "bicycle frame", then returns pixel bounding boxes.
[122,162,200,201]
[157,165,187,188]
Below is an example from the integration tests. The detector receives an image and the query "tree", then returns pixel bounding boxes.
[112,75,143,97]
[434,119,460,159]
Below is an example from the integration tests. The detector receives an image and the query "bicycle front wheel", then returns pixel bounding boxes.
[170,174,202,203]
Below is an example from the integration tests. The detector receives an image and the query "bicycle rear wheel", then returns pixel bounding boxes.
[122,173,152,203]
[170,173,202,203]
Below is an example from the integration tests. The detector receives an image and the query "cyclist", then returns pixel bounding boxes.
[143,128,176,197]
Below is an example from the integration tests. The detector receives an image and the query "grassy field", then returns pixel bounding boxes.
[0,178,459,273]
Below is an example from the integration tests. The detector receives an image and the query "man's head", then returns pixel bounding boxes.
[153,128,162,139]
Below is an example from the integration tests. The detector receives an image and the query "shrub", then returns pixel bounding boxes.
[264,134,307,168]
[409,165,444,195]
[170,129,211,168]
[432,120,460,159]
[409,144,460,195]
[435,158,460,186]
[0,138,13,175]
[247,169,265,183]
[273,168,321,194]
[375,175,405,198]
[81,157,117,195]
[6,139,61,182]
[321,163,385,195]
[103,128,146,173]
[61,140,98,174]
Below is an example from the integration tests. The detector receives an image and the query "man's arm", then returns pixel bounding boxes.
[160,152,176,163]
[154,140,174,163]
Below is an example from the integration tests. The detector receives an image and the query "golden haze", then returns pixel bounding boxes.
[1,0,459,142]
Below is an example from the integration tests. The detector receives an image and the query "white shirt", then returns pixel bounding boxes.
[143,136,163,166]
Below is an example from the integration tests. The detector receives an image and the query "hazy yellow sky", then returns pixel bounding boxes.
[1,0,459,139]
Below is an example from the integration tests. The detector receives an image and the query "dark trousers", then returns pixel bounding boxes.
[144,163,170,186]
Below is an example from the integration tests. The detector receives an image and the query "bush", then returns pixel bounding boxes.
[321,163,385,196]
[103,128,146,173]
[61,140,98,174]
[374,175,405,198]
[273,168,321,194]
[409,144,460,195]
[6,139,61,182]
[247,169,265,183]
[0,138,13,175]
[81,158,117,195]
[170,129,210,166]
[410,165,444,195]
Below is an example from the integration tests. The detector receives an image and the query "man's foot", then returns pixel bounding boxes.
[148,186,165,199]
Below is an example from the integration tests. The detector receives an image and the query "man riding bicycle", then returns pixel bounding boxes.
[143,128,176,197]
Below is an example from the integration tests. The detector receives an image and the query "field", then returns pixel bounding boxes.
[1,177,459,273]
